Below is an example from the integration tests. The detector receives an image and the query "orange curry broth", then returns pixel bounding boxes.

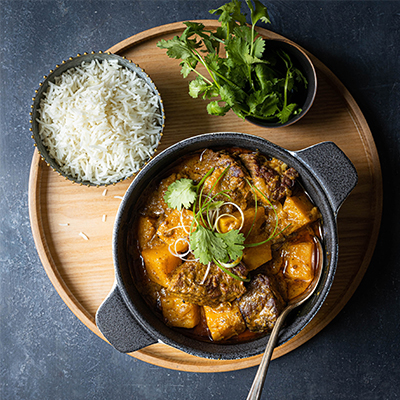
[126,148,322,344]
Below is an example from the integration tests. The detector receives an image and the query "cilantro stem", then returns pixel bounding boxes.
[204,61,249,97]
[197,183,208,228]
[283,67,289,109]
[250,24,255,57]
[247,23,257,91]
[186,62,213,85]
[191,46,249,98]
[193,48,221,90]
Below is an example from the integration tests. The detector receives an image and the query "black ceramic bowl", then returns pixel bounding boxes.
[30,52,165,187]
[96,132,357,360]
[245,39,317,128]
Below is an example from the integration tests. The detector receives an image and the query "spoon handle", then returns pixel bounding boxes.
[246,307,292,400]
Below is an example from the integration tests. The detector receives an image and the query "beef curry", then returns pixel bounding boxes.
[127,148,322,343]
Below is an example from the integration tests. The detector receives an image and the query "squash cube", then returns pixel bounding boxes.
[217,207,265,236]
[160,292,200,329]
[141,244,182,287]
[217,214,241,234]
[284,241,314,281]
[243,238,272,271]
[279,193,320,235]
[286,279,311,301]
[203,302,246,341]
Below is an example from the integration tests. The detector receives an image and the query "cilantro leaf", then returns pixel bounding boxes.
[209,0,247,35]
[189,76,209,98]
[254,64,276,90]
[207,101,230,116]
[190,225,227,265]
[163,178,197,210]
[248,91,280,116]
[219,84,245,107]
[216,229,245,261]
[277,103,299,124]
[252,36,266,59]
[180,57,199,78]
[225,34,250,66]
[157,36,197,61]
[182,21,206,35]
[245,0,270,26]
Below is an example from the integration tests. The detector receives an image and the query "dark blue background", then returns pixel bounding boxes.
[1,1,399,399]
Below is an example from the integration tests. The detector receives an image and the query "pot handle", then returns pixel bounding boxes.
[294,142,358,215]
[95,283,157,353]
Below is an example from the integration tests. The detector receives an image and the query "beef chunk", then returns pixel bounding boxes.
[167,260,248,307]
[177,149,252,210]
[239,152,298,202]
[238,273,286,332]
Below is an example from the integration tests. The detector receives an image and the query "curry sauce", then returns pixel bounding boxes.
[127,148,322,344]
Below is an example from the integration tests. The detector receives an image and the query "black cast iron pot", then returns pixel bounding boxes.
[96,132,358,360]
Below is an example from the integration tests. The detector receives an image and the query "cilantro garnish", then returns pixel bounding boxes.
[190,225,245,266]
[164,178,197,210]
[164,167,215,210]
[164,165,248,282]
[190,224,228,265]
[157,0,307,124]
[216,229,245,262]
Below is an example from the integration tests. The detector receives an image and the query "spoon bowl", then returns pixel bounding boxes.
[246,237,324,400]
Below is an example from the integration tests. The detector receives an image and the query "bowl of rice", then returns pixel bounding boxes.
[30,52,165,186]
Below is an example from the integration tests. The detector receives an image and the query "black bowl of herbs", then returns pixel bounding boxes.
[157,0,317,128]
[245,38,317,128]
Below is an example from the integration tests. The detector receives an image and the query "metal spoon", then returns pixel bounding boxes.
[246,237,324,400]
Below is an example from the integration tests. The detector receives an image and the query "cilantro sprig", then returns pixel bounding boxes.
[164,166,248,282]
[164,167,215,210]
[157,0,307,124]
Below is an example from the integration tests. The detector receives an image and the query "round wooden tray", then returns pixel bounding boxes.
[29,21,382,372]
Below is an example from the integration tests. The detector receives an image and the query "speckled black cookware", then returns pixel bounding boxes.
[96,132,358,360]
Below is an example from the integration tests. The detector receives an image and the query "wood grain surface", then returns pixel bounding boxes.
[28,21,382,372]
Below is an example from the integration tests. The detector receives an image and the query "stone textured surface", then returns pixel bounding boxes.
[1,1,399,399]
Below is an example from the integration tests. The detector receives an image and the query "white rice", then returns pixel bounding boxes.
[37,58,162,185]
[79,232,89,240]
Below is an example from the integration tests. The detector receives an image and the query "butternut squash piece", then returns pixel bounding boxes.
[160,292,200,329]
[243,238,272,271]
[241,207,265,236]
[279,193,320,236]
[203,302,246,341]
[241,208,271,271]
[218,207,265,236]
[284,241,314,281]
[286,279,311,301]
[217,214,241,233]
[141,244,182,287]
[156,209,194,253]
